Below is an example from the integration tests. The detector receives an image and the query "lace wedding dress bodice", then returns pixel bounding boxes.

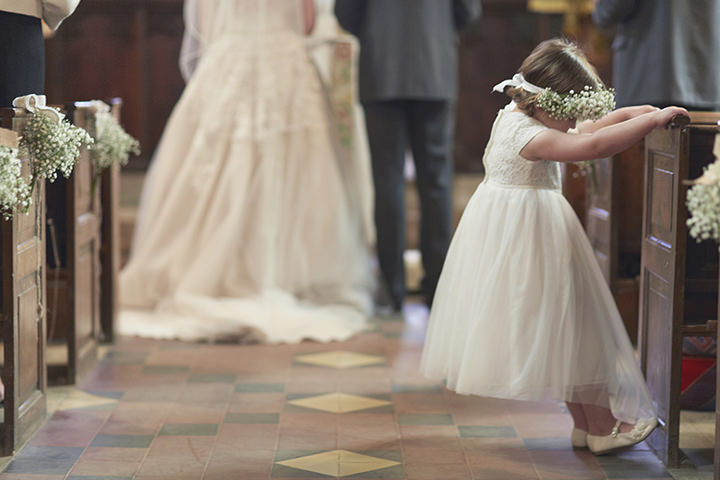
[482,105,561,191]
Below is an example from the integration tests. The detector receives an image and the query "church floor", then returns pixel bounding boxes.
[0,302,713,480]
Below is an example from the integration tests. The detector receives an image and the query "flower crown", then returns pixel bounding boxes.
[493,73,616,121]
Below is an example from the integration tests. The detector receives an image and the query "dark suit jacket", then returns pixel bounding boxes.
[335,0,481,103]
[593,0,720,109]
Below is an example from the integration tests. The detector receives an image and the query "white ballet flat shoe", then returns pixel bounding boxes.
[570,427,588,448]
[587,417,658,455]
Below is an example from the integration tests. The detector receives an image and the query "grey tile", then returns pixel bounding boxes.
[523,437,573,451]
[397,413,454,425]
[90,434,155,448]
[458,425,518,438]
[392,384,443,394]
[4,446,84,475]
[188,373,237,383]
[158,423,219,436]
[235,383,285,393]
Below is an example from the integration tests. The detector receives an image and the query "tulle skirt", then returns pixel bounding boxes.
[119,32,374,343]
[420,181,656,423]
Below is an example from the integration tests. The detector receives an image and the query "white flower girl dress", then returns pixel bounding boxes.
[421,103,656,424]
[119,0,374,343]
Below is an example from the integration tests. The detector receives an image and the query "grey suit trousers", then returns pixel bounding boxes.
[363,100,454,308]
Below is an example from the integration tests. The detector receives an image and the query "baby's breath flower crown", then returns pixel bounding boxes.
[493,73,615,121]
[536,85,616,121]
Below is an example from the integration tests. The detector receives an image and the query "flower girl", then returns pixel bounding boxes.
[420,38,688,455]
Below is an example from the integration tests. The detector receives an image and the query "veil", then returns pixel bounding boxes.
[179,0,305,81]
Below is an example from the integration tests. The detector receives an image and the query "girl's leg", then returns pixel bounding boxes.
[565,402,588,431]
[580,403,633,436]
[572,386,633,436]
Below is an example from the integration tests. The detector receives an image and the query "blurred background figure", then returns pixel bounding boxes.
[310,0,375,248]
[335,0,482,313]
[593,0,720,110]
[0,0,80,106]
[119,0,375,344]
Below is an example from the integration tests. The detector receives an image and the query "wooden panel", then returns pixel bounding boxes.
[46,104,102,385]
[639,124,685,467]
[639,114,720,468]
[45,0,185,170]
[0,108,47,455]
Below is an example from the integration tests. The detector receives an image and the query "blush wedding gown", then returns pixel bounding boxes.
[119,0,374,343]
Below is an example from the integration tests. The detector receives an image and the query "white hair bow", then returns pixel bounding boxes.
[492,73,544,94]
[12,94,65,124]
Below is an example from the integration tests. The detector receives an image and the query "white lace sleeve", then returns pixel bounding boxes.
[513,117,548,154]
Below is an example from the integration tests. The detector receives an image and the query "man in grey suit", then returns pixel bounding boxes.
[593,0,720,110]
[335,0,481,312]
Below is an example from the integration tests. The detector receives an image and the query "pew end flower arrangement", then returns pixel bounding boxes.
[0,95,93,219]
[686,129,720,246]
[85,100,141,196]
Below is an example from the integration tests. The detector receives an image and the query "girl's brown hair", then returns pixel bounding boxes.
[506,38,605,117]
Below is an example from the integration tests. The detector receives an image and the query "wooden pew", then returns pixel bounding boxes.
[585,141,645,343]
[638,112,720,467]
[45,103,102,385]
[0,108,47,455]
[714,121,720,480]
[97,99,123,343]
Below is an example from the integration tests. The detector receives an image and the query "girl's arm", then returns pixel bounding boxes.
[577,105,659,134]
[521,106,689,163]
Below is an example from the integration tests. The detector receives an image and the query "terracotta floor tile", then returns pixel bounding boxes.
[401,446,467,465]
[229,392,285,412]
[68,446,146,476]
[204,456,273,479]
[216,423,279,450]
[404,463,473,480]
[164,404,227,424]
[392,393,447,413]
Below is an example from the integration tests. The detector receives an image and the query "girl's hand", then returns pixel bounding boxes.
[654,106,690,128]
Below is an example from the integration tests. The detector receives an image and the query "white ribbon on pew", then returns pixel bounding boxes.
[12,94,64,124]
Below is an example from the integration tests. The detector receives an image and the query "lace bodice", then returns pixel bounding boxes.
[482,104,561,191]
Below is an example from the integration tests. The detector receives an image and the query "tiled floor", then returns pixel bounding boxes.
[0,302,714,479]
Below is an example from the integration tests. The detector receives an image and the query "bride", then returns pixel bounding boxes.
[119,0,375,343]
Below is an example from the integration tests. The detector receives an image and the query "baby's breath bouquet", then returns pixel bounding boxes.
[87,103,140,194]
[21,111,94,189]
[687,157,720,245]
[0,145,31,219]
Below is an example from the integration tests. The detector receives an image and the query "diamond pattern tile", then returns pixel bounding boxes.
[294,351,384,368]
[287,393,391,413]
[275,449,400,477]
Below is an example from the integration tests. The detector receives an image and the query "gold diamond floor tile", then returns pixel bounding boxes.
[276,449,400,476]
[57,390,119,411]
[287,393,391,413]
[295,351,384,369]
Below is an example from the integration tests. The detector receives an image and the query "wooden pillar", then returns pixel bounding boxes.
[0,109,47,456]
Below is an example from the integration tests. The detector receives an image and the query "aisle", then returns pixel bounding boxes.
[0,303,690,479]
